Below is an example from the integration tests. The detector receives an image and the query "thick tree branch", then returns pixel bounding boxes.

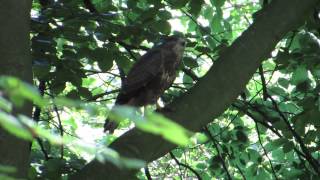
[70,0,319,179]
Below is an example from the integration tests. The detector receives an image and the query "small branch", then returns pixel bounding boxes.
[33,80,46,122]
[267,94,320,174]
[36,139,50,160]
[223,150,246,180]
[182,67,199,82]
[84,69,120,77]
[234,101,308,163]
[258,65,268,100]
[32,80,50,160]
[169,152,202,180]
[204,127,232,180]
[233,102,282,137]
[53,105,64,159]
[255,122,279,180]
[144,167,152,180]
[86,89,120,101]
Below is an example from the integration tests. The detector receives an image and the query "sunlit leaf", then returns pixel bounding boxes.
[0,76,47,107]
[0,97,12,112]
[110,106,192,146]
[0,165,16,174]
[0,111,33,140]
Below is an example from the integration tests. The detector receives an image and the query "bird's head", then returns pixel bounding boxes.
[161,36,186,55]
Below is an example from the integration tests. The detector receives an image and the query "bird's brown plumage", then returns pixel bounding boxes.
[104,36,186,133]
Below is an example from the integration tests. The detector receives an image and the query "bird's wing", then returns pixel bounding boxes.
[122,48,163,93]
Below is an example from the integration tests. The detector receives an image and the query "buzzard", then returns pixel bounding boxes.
[104,36,186,133]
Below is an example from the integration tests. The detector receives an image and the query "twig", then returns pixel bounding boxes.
[182,67,199,82]
[258,65,268,100]
[204,127,232,180]
[255,122,279,180]
[223,150,246,180]
[144,167,152,180]
[86,89,120,101]
[267,94,320,174]
[32,80,50,160]
[169,152,202,180]
[53,105,64,159]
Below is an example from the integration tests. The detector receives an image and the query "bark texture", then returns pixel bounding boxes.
[0,0,33,178]
[70,0,319,179]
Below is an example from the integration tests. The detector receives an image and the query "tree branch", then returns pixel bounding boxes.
[169,152,202,180]
[255,122,279,179]
[204,127,232,180]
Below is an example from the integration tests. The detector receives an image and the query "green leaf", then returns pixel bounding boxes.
[283,141,294,153]
[0,76,47,107]
[115,54,133,74]
[150,20,171,35]
[304,130,318,144]
[96,147,145,169]
[91,48,114,71]
[269,86,286,96]
[306,109,320,126]
[236,130,248,143]
[188,0,204,16]
[247,149,260,162]
[195,162,207,169]
[0,165,16,174]
[270,138,287,149]
[1,112,141,169]
[0,111,33,141]
[278,77,289,88]
[203,6,214,20]
[275,51,290,66]
[51,79,66,95]
[158,10,172,20]
[210,0,226,7]
[292,115,306,136]
[33,60,51,79]
[291,66,308,85]
[43,158,65,179]
[205,36,217,49]
[257,167,271,180]
[110,106,192,146]
[0,97,12,112]
[98,59,113,72]
[171,149,183,158]
[78,87,93,99]
[183,57,198,68]
[66,90,81,100]
[195,46,211,53]
[167,0,189,9]
[211,14,224,33]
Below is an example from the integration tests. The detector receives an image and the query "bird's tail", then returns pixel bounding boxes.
[103,117,118,134]
[104,101,123,134]
[104,98,135,133]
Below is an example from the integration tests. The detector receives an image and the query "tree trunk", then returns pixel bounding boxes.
[70,0,319,179]
[0,0,33,178]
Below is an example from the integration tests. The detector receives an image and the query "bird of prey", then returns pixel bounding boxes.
[104,36,186,133]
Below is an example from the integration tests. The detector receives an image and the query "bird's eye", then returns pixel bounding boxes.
[180,41,186,46]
